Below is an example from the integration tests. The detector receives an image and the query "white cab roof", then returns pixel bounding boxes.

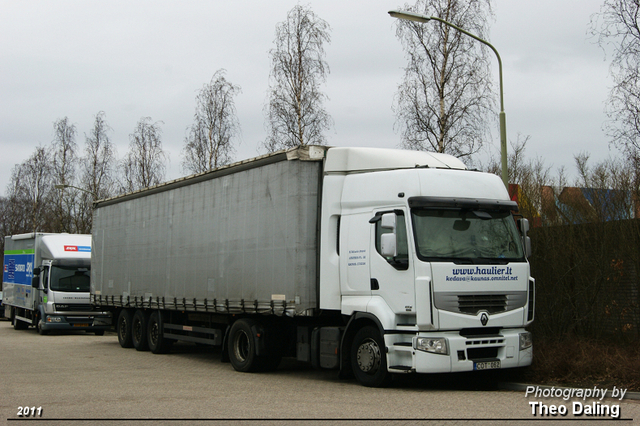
[40,234,92,261]
[323,147,467,173]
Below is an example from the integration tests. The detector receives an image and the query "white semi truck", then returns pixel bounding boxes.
[3,233,110,335]
[91,146,534,387]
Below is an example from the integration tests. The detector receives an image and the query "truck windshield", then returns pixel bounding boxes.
[411,209,524,263]
[50,266,91,292]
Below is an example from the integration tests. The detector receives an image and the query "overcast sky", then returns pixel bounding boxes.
[0,0,616,197]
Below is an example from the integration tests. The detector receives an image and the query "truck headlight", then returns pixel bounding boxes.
[415,337,448,355]
[46,316,63,323]
[519,332,532,350]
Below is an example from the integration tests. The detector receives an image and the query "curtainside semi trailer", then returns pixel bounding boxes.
[91,145,534,387]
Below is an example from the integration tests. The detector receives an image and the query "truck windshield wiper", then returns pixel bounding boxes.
[451,258,474,264]
[474,257,510,265]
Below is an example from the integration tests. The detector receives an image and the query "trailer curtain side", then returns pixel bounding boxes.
[92,154,323,316]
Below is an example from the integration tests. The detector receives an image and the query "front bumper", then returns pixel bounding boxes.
[40,313,112,332]
[386,329,532,373]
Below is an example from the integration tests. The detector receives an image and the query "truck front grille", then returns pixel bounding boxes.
[434,291,527,315]
[458,294,507,314]
[55,304,93,312]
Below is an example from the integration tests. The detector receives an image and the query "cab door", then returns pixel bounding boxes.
[369,209,415,317]
[38,265,50,306]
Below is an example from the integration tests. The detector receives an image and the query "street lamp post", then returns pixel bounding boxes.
[389,10,509,189]
[54,184,96,199]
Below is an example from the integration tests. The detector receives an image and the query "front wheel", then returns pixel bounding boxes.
[36,314,49,335]
[351,326,392,388]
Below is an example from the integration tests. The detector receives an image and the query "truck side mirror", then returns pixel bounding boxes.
[31,267,41,288]
[380,213,397,257]
[518,218,532,258]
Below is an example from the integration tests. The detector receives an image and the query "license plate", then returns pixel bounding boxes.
[474,360,500,370]
[73,323,89,327]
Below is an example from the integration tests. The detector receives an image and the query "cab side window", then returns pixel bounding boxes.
[374,211,409,271]
[42,267,49,290]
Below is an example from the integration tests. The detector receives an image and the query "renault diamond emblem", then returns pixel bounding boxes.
[480,313,489,326]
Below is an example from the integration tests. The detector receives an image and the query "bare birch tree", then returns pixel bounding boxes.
[51,117,78,232]
[83,111,116,199]
[0,196,10,249]
[485,135,553,222]
[591,0,640,159]
[182,70,241,173]
[393,0,494,159]
[120,117,167,192]
[3,167,32,235]
[590,0,640,207]
[70,111,118,233]
[263,4,332,152]
[7,146,53,232]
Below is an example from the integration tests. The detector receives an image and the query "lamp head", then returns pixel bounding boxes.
[388,10,431,23]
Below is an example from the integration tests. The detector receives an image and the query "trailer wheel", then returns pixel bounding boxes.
[132,309,150,351]
[148,311,173,354]
[351,326,392,388]
[117,309,134,348]
[228,318,261,372]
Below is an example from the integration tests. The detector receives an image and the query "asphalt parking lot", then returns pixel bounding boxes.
[0,320,638,426]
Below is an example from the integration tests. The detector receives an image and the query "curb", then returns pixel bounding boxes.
[499,382,640,401]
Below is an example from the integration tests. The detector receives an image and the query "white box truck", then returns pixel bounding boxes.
[3,233,110,335]
[91,146,534,387]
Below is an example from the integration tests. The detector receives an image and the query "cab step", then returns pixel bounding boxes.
[389,365,415,373]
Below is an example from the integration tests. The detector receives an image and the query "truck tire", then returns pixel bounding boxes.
[132,309,150,351]
[228,318,262,372]
[351,326,392,388]
[117,309,134,348]
[147,311,173,354]
[35,314,49,335]
[12,310,28,331]
[13,319,28,330]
